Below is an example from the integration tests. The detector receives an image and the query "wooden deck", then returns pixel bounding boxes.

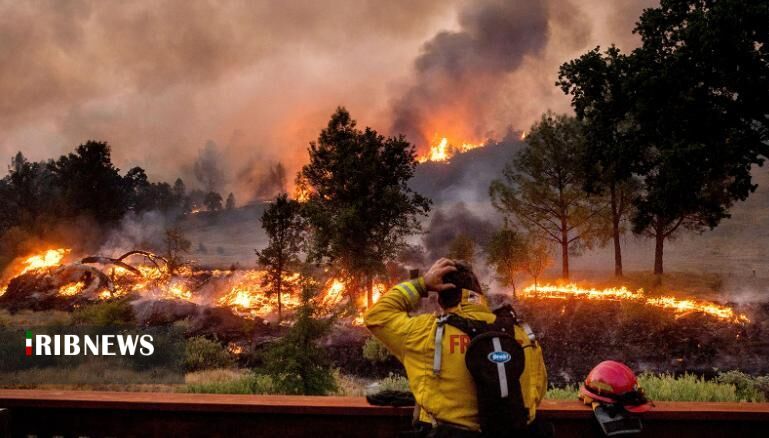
[0,390,768,437]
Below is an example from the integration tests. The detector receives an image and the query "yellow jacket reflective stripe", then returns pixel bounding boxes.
[364,278,548,431]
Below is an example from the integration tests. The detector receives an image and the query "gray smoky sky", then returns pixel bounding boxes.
[0,0,657,202]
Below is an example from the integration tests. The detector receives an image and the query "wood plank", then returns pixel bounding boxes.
[1,390,769,420]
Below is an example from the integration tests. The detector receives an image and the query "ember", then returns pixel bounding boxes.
[522,283,749,324]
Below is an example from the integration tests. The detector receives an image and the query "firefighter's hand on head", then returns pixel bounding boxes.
[424,258,457,292]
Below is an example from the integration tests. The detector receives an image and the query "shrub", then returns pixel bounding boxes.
[375,373,410,392]
[72,300,134,326]
[362,337,391,363]
[716,371,767,402]
[546,385,579,400]
[259,279,336,395]
[184,337,234,372]
[183,371,275,394]
[638,373,740,402]
[547,373,769,402]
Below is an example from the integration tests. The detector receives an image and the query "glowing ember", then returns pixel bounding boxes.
[417,137,483,163]
[19,248,70,275]
[58,281,85,297]
[522,283,749,323]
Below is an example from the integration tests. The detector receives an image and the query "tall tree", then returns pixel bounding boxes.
[49,141,128,223]
[558,47,640,277]
[627,0,769,275]
[0,152,54,231]
[486,228,527,298]
[256,193,305,322]
[298,107,430,306]
[490,113,607,279]
[204,192,223,211]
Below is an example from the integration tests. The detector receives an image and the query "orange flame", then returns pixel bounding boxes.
[417,137,484,163]
[58,281,85,297]
[19,248,69,275]
[522,283,749,324]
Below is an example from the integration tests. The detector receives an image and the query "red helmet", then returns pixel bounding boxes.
[579,360,652,413]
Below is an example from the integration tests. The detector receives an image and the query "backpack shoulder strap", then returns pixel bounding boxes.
[433,313,490,376]
[493,304,537,343]
[443,314,490,340]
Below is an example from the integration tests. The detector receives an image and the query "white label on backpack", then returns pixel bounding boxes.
[488,351,512,364]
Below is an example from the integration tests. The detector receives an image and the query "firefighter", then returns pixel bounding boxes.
[364,258,548,437]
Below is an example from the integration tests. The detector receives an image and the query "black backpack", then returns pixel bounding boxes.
[437,305,529,437]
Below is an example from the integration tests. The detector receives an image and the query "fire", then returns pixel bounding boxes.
[19,248,69,275]
[417,137,484,163]
[0,246,388,323]
[294,186,311,203]
[216,271,303,318]
[522,283,749,323]
[58,281,85,297]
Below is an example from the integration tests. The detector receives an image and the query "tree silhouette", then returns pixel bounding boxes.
[490,113,608,279]
[256,194,305,322]
[298,107,430,307]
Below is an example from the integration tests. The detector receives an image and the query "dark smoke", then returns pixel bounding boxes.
[422,202,496,261]
[235,161,288,202]
[391,0,549,147]
[193,141,225,194]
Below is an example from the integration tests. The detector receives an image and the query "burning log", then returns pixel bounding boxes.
[80,250,169,276]
[0,264,113,312]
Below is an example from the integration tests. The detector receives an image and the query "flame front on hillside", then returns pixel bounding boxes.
[417,137,484,163]
[522,283,749,324]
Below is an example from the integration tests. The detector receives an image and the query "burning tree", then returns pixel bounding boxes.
[298,107,430,307]
[256,193,305,322]
[490,113,608,279]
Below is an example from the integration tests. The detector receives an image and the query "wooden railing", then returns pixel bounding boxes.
[0,390,768,437]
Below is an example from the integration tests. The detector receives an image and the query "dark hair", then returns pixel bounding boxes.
[439,261,482,309]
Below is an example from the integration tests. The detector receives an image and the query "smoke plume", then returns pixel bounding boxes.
[0,0,657,203]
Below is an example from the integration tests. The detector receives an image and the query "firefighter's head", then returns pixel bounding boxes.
[439,261,482,308]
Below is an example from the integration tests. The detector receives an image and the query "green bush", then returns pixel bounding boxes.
[259,280,337,395]
[362,337,391,363]
[375,373,410,392]
[184,337,234,372]
[546,385,579,400]
[547,373,769,402]
[638,373,739,402]
[72,300,134,326]
[183,372,275,394]
[716,371,768,402]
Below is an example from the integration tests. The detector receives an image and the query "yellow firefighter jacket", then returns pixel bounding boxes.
[364,278,547,431]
